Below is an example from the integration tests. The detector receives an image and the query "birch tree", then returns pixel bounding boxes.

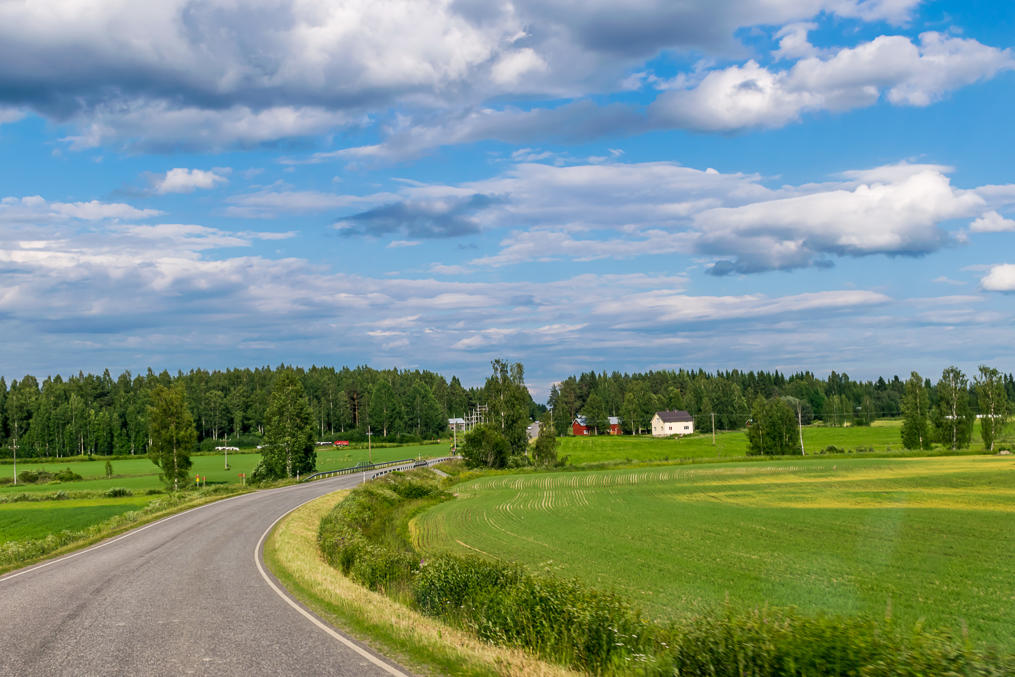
[975,365,1009,452]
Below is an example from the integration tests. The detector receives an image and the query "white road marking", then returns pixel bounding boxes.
[253,498,410,677]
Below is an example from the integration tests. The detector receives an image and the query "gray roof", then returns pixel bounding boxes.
[655,410,693,423]
[608,416,621,425]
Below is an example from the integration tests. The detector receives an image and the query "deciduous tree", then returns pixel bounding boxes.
[260,369,315,479]
[975,365,1009,452]
[147,385,196,491]
[901,372,931,450]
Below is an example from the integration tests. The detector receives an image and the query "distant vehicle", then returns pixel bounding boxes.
[333,440,350,447]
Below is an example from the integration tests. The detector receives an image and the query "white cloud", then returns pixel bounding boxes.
[653,33,1014,132]
[224,188,392,218]
[970,211,1015,233]
[154,168,228,194]
[981,264,1015,292]
[0,196,161,223]
[335,159,986,273]
[387,240,420,248]
[0,0,930,148]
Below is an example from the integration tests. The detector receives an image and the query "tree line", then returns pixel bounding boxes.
[0,364,542,459]
[548,366,1015,445]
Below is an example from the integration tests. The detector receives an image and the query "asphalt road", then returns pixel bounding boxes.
[0,463,439,676]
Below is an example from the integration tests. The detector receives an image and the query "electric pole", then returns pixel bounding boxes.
[798,402,805,455]
[711,412,716,445]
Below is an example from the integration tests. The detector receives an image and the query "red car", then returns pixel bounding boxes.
[333,440,350,447]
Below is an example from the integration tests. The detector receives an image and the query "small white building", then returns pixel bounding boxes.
[448,417,466,432]
[651,410,694,437]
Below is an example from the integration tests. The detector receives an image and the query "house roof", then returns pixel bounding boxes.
[655,410,692,423]
[448,417,465,424]
[608,416,621,425]
[573,415,587,426]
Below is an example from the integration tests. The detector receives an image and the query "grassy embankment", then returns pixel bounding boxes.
[414,455,1015,651]
[264,489,576,677]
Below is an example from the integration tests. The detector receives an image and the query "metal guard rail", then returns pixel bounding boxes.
[300,455,460,483]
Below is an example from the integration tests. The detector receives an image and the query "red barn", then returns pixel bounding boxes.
[572,416,590,436]
[608,416,622,435]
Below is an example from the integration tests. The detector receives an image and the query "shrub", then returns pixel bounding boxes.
[55,467,83,482]
[104,487,132,497]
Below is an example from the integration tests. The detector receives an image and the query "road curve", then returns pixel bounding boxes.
[0,464,434,676]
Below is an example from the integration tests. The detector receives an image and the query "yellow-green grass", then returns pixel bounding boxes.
[0,495,156,543]
[558,421,1013,465]
[264,490,576,677]
[414,455,1015,650]
[0,444,442,494]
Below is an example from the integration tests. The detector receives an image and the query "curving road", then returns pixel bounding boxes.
[0,462,443,676]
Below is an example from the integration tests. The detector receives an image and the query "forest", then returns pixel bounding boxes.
[2,363,1013,459]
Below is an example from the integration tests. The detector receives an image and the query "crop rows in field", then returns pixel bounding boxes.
[414,455,1015,650]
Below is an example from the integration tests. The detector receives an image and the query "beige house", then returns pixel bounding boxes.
[651,410,694,437]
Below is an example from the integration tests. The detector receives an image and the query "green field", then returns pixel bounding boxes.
[0,443,444,494]
[0,495,155,543]
[414,455,1015,649]
[556,420,1008,465]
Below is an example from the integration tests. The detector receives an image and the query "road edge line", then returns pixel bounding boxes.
[254,498,410,677]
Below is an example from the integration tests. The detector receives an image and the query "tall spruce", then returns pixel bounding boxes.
[975,365,1009,452]
[147,385,196,491]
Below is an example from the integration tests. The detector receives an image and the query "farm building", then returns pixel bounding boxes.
[447,417,466,432]
[651,410,694,437]
[572,416,590,436]
[608,416,622,435]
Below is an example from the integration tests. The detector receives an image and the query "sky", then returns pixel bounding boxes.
[0,0,1013,398]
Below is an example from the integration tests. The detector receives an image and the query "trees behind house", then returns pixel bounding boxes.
[531,413,558,466]
[147,385,196,491]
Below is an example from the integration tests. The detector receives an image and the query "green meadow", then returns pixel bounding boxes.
[0,443,444,494]
[0,495,155,544]
[414,455,1015,650]
[556,419,1010,465]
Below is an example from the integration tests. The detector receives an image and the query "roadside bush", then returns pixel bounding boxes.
[104,487,132,497]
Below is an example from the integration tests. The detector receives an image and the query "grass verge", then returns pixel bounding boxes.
[263,489,576,677]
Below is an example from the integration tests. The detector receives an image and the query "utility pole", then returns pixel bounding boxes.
[798,402,805,455]
[366,426,373,464]
[11,438,17,486]
[711,412,716,445]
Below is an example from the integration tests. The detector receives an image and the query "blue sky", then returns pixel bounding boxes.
[0,0,1013,397]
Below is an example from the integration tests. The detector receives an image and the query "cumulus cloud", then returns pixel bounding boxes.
[224,188,388,219]
[970,211,1015,233]
[653,32,1014,132]
[0,0,929,149]
[329,159,985,273]
[154,168,229,194]
[981,264,1015,292]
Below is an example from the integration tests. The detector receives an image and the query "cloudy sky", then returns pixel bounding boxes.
[0,0,1013,396]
